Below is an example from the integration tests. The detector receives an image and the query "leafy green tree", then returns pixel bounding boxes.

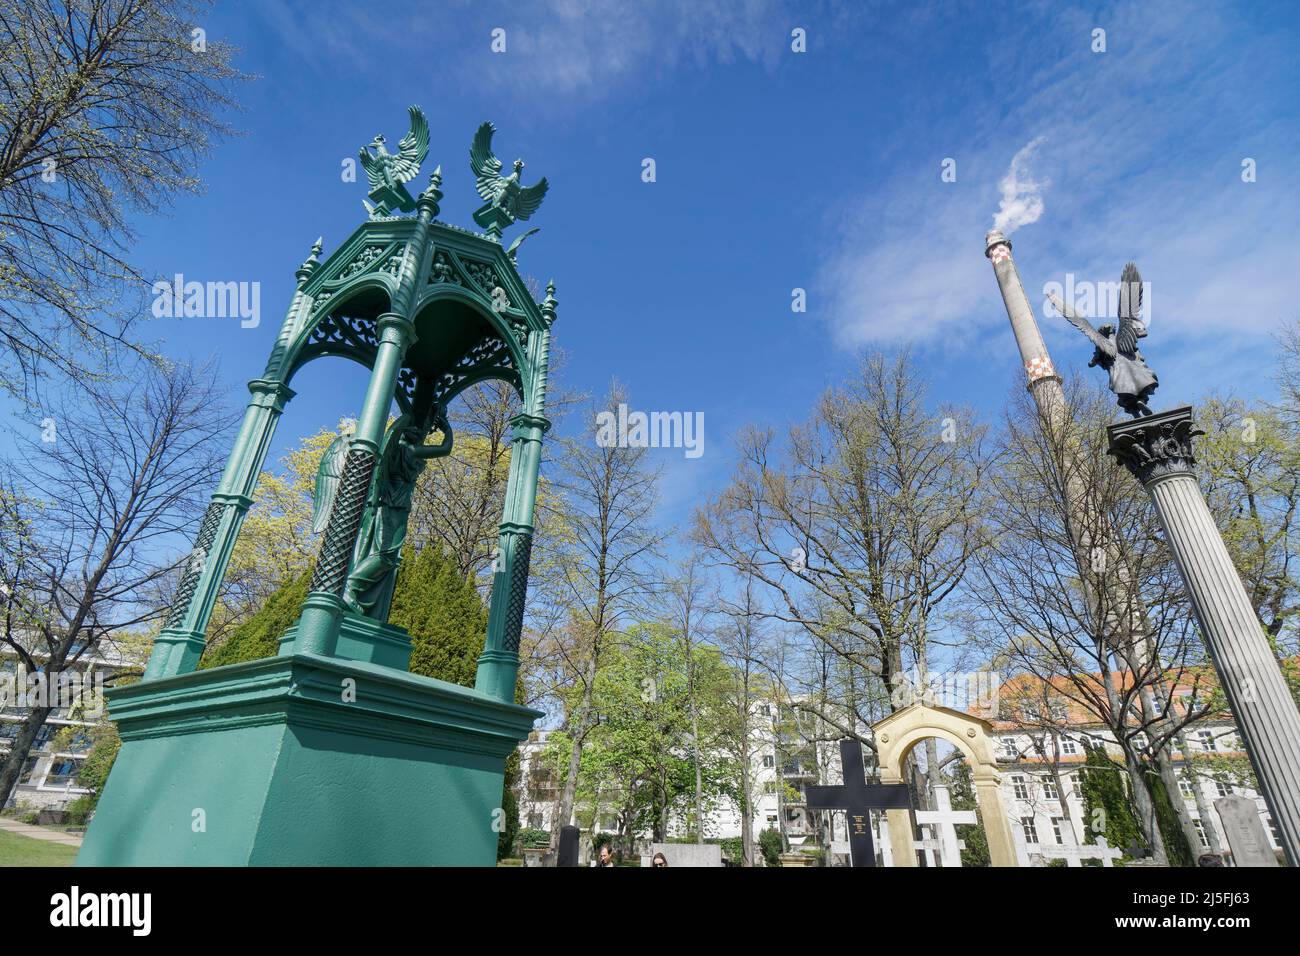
[0,0,245,394]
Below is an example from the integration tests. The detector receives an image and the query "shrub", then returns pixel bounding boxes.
[64,795,96,826]
[758,827,783,866]
[518,828,551,849]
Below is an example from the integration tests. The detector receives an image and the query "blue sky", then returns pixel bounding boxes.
[57,0,1300,532]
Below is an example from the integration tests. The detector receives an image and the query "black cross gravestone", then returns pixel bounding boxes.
[556,824,580,867]
[805,738,912,867]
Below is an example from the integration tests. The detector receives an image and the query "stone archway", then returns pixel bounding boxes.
[873,703,1019,867]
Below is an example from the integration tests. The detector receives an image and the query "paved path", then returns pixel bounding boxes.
[0,816,84,847]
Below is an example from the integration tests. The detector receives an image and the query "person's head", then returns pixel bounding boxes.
[652,852,668,868]
[599,844,614,865]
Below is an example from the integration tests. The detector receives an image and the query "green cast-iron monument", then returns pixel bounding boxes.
[77,109,553,865]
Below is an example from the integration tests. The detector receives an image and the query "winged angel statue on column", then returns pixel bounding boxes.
[1050,262,1159,418]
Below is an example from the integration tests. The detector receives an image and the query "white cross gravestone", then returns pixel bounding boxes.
[915,785,975,867]
[1214,794,1279,867]
[1038,835,1123,867]
[917,828,967,866]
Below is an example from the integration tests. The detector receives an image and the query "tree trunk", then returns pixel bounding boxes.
[0,705,54,808]
[1178,734,1223,855]
[553,657,597,857]
[689,694,703,841]
[1122,748,1169,865]
[1140,686,1202,859]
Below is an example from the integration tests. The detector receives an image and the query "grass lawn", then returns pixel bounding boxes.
[0,829,78,867]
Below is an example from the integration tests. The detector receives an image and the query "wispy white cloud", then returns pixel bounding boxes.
[992,136,1048,235]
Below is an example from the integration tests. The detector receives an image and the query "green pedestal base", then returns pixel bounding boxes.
[76,653,539,866]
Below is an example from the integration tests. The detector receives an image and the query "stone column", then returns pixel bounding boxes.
[1109,405,1300,866]
[296,312,417,656]
[475,411,549,702]
[973,775,1020,867]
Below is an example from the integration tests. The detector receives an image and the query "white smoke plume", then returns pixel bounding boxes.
[992,136,1048,235]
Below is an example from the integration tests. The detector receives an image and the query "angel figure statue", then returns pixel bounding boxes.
[342,413,453,618]
[1050,262,1158,417]
[310,412,453,620]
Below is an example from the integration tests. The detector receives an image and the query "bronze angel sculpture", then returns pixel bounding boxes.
[1050,262,1158,418]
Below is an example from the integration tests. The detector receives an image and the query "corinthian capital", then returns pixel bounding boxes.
[1106,405,1202,486]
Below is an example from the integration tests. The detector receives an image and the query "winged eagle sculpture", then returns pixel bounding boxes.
[1049,262,1158,418]
[358,106,430,216]
[470,121,549,239]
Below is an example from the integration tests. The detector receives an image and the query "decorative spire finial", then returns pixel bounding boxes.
[541,279,558,324]
[296,236,324,284]
[418,165,444,218]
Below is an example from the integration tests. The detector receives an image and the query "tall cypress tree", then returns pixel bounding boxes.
[199,571,312,669]
[391,546,487,687]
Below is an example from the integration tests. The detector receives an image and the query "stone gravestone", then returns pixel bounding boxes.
[1215,795,1279,867]
[556,825,581,868]
[805,738,911,867]
[641,843,723,867]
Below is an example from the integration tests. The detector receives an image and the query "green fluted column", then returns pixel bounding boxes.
[296,312,418,656]
[144,238,324,680]
[144,378,295,679]
[476,411,549,701]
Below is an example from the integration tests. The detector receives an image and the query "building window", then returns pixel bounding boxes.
[1051,817,1066,844]
[1043,778,1059,800]
[1021,817,1039,844]
[1198,730,1217,752]
[1060,736,1078,756]
[1214,781,1232,798]
[1193,818,1209,848]
[1178,778,1196,798]
[1266,817,1280,847]
[44,759,78,787]
[1001,738,1018,760]
[1011,775,1029,800]
[759,704,771,717]
[762,755,775,768]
